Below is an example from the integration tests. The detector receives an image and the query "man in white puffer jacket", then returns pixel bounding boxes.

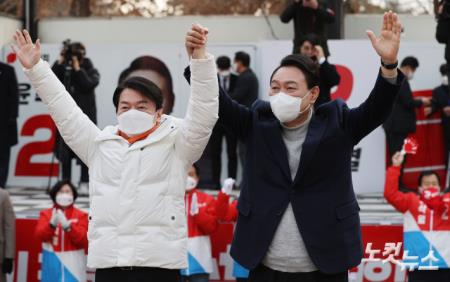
[12,25,217,282]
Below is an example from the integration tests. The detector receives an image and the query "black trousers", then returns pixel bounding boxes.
[249,264,348,282]
[210,124,238,182]
[408,268,450,282]
[0,148,11,188]
[95,267,180,282]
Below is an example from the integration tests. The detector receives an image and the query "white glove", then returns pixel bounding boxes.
[57,210,71,231]
[190,193,199,216]
[221,178,236,195]
[50,208,59,228]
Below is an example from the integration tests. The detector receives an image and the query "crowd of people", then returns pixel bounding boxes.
[0,1,448,282]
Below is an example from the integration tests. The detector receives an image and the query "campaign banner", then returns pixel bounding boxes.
[2,40,447,193]
[11,218,409,282]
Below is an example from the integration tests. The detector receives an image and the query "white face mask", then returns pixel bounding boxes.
[407,72,414,81]
[442,76,449,86]
[186,176,198,191]
[56,193,74,207]
[117,109,155,136]
[269,91,311,123]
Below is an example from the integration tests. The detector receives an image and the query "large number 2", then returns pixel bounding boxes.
[15,115,59,176]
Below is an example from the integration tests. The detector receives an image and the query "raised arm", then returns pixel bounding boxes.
[384,152,416,213]
[316,5,336,24]
[344,11,404,144]
[183,29,253,141]
[13,30,100,166]
[280,1,297,23]
[320,61,340,88]
[216,179,238,222]
[216,192,238,222]
[175,25,219,165]
[314,45,340,88]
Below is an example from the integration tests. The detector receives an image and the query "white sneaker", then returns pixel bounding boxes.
[78,182,89,196]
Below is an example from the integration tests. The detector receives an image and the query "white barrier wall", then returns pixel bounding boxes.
[0,16,21,49]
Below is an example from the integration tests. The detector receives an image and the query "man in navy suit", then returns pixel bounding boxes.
[185,11,403,282]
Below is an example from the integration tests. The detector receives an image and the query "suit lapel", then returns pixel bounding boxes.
[293,114,327,186]
[261,120,292,183]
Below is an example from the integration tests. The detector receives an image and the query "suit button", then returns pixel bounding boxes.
[276,211,283,216]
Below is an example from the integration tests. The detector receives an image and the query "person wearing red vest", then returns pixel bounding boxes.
[216,178,249,282]
[35,180,88,282]
[181,164,219,282]
[384,152,450,281]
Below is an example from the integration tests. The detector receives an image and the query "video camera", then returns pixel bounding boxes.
[61,39,86,63]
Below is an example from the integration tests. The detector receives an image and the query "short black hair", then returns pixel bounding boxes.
[270,54,320,89]
[113,76,163,111]
[400,56,419,70]
[217,56,231,70]
[440,63,448,76]
[48,179,78,203]
[234,51,250,67]
[418,171,441,187]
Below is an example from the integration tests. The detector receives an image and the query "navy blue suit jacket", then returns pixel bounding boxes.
[184,66,404,274]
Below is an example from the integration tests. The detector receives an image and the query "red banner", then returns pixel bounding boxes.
[401,90,447,190]
[12,218,407,282]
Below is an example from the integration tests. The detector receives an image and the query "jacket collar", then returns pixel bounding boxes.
[260,107,327,186]
[293,113,327,186]
[95,115,178,150]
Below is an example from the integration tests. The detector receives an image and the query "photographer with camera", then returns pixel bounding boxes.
[435,0,450,93]
[52,41,100,195]
[280,0,335,56]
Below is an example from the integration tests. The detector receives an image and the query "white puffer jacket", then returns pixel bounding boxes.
[24,55,219,269]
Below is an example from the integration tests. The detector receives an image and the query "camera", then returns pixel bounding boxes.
[61,39,86,63]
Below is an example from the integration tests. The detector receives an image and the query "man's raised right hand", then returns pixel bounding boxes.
[12,29,41,69]
[185,24,208,60]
